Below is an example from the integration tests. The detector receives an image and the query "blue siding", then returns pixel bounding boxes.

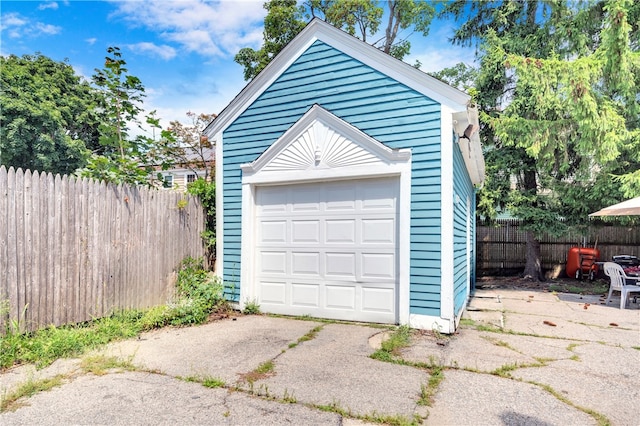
[452,136,475,315]
[222,40,442,313]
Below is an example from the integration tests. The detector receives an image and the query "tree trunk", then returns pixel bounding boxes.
[522,166,544,281]
[523,230,544,281]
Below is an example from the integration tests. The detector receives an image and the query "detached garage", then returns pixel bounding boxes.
[205,19,485,333]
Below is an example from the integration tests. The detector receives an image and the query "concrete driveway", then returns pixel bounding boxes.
[1,288,639,425]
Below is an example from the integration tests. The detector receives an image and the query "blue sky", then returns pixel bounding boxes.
[1,0,473,130]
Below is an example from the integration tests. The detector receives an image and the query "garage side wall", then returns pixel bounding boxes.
[221,40,442,316]
[452,136,475,315]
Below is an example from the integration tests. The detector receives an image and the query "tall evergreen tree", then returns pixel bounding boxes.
[444,0,639,280]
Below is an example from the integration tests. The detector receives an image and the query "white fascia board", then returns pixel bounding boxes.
[239,181,254,310]
[440,105,455,324]
[204,19,471,139]
[214,131,224,279]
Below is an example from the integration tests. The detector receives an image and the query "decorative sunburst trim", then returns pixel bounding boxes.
[243,105,409,176]
[263,120,379,172]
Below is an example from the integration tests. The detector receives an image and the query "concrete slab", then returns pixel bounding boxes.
[512,342,640,426]
[254,323,429,420]
[426,369,596,426]
[402,328,539,373]
[100,315,323,385]
[0,371,341,425]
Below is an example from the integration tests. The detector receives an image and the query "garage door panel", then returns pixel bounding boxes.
[291,283,320,307]
[362,287,395,313]
[291,252,320,275]
[257,188,288,213]
[361,253,395,279]
[291,187,321,211]
[260,282,287,305]
[361,183,396,210]
[260,251,287,274]
[362,218,395,244]
[325,252,356,278]
[325,285,356,309]
[325,220,356,243]
[325,185,357,211]
[260,220,287,243]
[292,220,320,243]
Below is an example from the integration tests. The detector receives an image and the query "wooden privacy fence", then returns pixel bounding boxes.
[477,219,640,275]
[0,166,205,333]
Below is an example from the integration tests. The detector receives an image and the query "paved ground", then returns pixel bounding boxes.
[1,288,639,425]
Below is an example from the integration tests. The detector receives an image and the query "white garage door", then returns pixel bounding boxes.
[254,177,399,323]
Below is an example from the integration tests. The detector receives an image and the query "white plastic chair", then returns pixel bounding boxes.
[603,262,640,309]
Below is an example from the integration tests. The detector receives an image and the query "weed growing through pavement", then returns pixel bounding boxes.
[528,380,611,426]
[80,355,136,375]
[240,360,275,384]
[242,299,261,315]
[282,388,297,403]
[202,377,226,388]
[0,375,65,412]
[370,325,411,363]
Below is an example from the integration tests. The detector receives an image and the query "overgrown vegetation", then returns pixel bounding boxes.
[186,178,216,266]
[0,375,65,412]
[0,257,225,370]
[242,299,261,315]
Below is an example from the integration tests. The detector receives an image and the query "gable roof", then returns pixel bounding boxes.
[205,18,484,185]
[205,18,471,138]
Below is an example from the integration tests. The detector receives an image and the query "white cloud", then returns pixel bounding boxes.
[408,45,475,74]
[38,2,59,11]
[126,42,177,60]
[109,0,267,58]
[34,22,61,35]
[85,37,97,46]
[1,12,61,39]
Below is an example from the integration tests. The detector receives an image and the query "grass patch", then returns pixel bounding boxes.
[181,375,226,388]
[0,375,65,412]
[547,279,608,295]
[298,325,323,343]
[80,355,136,375]
[202,377,226,388]
[316,400,420,426]
[418,366,444,407]
[240,360,275,384]
[0,257,227,371]
[458,318,476,326]
[370,325,411,363]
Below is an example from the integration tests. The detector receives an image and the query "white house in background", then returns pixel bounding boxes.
[204,19,484,333]
[154,147,215,191]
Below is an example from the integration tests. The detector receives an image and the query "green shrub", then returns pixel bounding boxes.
[171,257,223,325]
[187,179,216,262]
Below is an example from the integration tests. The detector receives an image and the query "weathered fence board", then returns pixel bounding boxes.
[477,219,640,275]
[0,166,205,333]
